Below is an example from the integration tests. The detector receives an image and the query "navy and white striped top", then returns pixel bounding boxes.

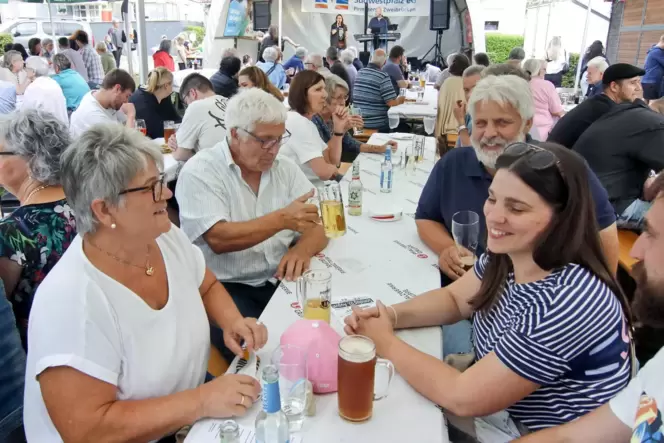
[472,253,632,430]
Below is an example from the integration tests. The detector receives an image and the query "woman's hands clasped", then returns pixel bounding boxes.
[344,301,396,355]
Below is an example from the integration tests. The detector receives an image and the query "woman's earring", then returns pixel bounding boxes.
[111,223,117,229]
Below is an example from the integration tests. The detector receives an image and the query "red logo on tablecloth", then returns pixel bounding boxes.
[315,253,325,258]
[417,253,428,259]
[291,302,301,309]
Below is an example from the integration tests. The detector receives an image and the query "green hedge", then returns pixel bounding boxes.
[0,34,14,56]
[485,34,525,64]
[184,26,205,46]
[562,52,580,88]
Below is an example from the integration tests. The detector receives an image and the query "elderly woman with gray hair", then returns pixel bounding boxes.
[41,37,55,60]
[0,109,76,348]
[23,123,267,442]
[256,46,287,89]
[312,74,397,163]
[22,56,68,124]
[0,50,29,94]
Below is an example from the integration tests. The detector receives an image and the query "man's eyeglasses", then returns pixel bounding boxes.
[0,152,16,156]
[238,128,291,150]
[496,142,561,173]
[119,173,166,202]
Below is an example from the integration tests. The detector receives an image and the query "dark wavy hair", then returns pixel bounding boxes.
[288,70,326,115]
[584,40,605,61]
[471,142,633,329]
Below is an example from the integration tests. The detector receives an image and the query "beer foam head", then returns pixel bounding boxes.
[340,336,375,363]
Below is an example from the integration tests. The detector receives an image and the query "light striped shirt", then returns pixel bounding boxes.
[352,63,397,130]
[472,253,632,430]
[176,139,315,286]
[78,45,105,85]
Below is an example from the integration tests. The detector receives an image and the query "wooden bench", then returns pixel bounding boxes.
[617,229,639,275]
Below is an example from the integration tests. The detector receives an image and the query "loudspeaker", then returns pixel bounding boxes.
[429,0,450,31]
[253,2,271,32]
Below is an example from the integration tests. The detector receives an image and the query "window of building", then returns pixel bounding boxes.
[484,21,499,31]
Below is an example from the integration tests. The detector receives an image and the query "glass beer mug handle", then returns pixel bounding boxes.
[373,358,395,401]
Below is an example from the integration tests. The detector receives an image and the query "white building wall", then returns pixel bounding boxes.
[479,0,528,35]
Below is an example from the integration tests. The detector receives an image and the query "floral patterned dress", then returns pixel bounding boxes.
[0,199,76,347]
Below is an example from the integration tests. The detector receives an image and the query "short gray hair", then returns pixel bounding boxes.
[263,46,278,63]
[508,47,526,61]
[222,47,238,59]
[61,123,163,235]
[339,49,354,65]
[325,74,349,102]
[42,38,54,47]
[25,56,50,77]
[52,53,71,72]
[481,63,530,81]
[371,50,387,66]
[348,46,358,58]
[463,65,484,78]
[225,88,287,138]
[468,75,534,122]
[305,54,324,69]
[2,50,22,69]
[295,46,308,58]
[522,58,545,77]
[587,56,609,74]
[0,109,70,185]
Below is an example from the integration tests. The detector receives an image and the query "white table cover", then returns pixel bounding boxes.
[388,85,438,120]
[185,133,449,443]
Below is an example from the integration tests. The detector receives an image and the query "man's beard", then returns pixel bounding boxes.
[470,131,526,169]
[631,261,664,329]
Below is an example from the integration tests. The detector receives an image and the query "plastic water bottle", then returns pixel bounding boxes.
[255,365,290,443]
[380,146,393,193]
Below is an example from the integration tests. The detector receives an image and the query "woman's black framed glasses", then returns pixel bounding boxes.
[497,142,561,172]
[0,152,16,156]
[119,173,166,202]
[238,128,292,150]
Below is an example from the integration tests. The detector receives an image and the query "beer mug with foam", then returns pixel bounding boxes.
[318,181,346,238]
[337,335,395,422]
[297,269,332,323]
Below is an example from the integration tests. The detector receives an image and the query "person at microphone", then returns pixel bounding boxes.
[367,7,390,51]
[331,15,348,50]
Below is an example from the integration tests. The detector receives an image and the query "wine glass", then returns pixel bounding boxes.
[451,211,480,271]
[136,119,147,136]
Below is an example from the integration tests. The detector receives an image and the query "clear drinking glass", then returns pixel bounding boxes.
[451,210,480,271]
[297,269,332,323]
[318,181,347,238]
[399,87,407,97]
[388,114,400,130]
[135,119,147,136]
[271,345,308,432]
[337,335,394,422]
[423,116,435,135]
[417,89,425,103]
[350,105,363,135]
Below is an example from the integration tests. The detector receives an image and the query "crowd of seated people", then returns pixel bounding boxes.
[1,38,664,443]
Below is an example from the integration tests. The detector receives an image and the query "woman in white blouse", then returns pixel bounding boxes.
[545,36,568,88]
[281,70,348,186]
[0,50,29,94]
[24,123,267,442]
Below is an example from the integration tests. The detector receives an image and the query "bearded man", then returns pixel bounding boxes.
[515,173,664,442]
[414,74,619,360]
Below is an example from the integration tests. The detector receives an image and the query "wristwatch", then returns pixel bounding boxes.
[457,124,467,133]
[333,132,345,137]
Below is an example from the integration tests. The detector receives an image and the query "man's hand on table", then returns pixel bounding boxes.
[224,317,268,357]
[280,190,321,233]
[275,245,312,282]
[344,301,396,356]
[198,373,261,418]
[439,244,468,280]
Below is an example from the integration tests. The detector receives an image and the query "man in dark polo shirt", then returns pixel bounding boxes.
[382,45,409,96]
[548,63,645,148]
[573,99,664,230]
[416,75,619,358]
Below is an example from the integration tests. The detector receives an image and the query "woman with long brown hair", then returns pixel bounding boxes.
[330,14,348,49]
[238,66,284,101]
[345,142,634,432]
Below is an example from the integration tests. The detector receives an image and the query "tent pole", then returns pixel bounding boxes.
[136,0,148,85]
[124,3,133,77]
[47,0,55,41]
[278,0,282,50]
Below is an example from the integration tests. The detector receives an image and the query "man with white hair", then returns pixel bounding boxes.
[304,53,331,77]
[353,49,405,132]
[176,88,328,362]
[349,46,364,71]
[586,56,609,97]
[415,75,619,359]
[340,49,357,91]
[256,46,286,89]
[284,46,308,74]
[22,57,68,125]
[52,53,90,113]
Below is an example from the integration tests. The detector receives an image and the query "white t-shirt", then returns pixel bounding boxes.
[281,110,327,187]
[69,91,128,138]
[22,76,68,126]
[176,94,228,154]
[24,226,210,442]
[610,347,664,441]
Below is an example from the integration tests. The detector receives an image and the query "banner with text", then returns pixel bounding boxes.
[302,0,429,17]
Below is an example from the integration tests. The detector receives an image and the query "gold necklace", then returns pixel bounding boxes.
[87,239,155,276]
[23,184,51,205]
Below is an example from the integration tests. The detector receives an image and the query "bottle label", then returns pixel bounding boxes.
[262,379,282,414]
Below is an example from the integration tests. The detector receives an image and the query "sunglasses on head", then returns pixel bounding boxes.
[496,142,561,173]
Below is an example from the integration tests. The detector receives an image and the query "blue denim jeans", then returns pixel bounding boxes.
[442,320,474,358]
[617,199,651,231]
[0,285,26,441]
